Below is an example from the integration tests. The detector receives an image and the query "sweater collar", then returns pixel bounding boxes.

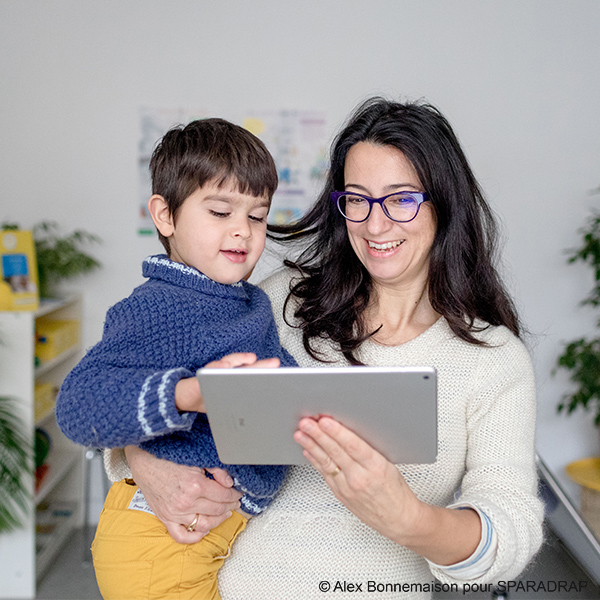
[142,255,249,300]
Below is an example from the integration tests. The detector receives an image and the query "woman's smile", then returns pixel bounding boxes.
[366,238,405,254]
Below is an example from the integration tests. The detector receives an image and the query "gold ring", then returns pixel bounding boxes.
[185,514,200,533]
[328,466,341,477]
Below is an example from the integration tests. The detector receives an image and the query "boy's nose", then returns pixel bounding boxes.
[232,218,252,239]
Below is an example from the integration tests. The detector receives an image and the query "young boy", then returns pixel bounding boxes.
[56,118,297,600]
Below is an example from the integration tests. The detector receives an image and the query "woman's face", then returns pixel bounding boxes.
[343,142,436,292]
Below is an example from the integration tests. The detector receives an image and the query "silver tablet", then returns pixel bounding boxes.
[198,366,437,465]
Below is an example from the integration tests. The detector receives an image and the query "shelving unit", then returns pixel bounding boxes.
[0,295,84,599]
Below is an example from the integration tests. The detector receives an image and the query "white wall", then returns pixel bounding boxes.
[1,0,599,521]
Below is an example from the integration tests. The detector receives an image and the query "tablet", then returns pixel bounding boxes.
[198,366,437,465]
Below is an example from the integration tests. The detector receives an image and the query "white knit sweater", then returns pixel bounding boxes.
[106,268,543,599]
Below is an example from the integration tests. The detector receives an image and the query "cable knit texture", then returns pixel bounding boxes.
[56,255,296,514]
[105,267,543,599]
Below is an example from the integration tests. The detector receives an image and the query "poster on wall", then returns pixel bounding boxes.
[242,110,329,225]
[137,107,329,235]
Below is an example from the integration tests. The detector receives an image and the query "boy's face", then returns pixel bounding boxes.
[153,181,270,284]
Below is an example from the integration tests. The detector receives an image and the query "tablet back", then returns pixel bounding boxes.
[198,366,437,465]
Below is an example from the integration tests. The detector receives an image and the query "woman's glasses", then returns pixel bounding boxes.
[331,191,429,223]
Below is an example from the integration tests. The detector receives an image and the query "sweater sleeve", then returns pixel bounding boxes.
[56,296,195,449]
[430,332,544,585]
[102,274,298,481]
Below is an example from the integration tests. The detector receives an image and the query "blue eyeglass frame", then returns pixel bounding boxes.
[330,190,429,223]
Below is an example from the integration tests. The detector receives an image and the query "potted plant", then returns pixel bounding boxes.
[2,222,101,299]
[556,203,600,427]
[33,222,101,299]
[0,395,31,533]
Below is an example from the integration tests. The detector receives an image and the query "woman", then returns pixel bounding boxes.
[108,97,543,598]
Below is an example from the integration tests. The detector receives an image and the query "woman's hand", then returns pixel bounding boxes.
[294,416,421,541]
[126,446,242,544]
[294,416,481,565]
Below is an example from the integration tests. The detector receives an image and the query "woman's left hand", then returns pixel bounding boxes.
[294,416,422,544]
[295,416,482,564]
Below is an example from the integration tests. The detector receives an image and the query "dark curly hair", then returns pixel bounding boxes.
[268,97,520,365]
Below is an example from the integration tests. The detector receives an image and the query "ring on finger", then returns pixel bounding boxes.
[328,465,341,477]
[185,513,200,533]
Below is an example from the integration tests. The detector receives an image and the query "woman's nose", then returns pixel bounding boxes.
[366,202,392,234]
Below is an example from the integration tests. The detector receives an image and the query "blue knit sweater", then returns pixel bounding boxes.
[56,255,296,514]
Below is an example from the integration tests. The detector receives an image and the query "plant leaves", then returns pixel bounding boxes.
[31,221,102,297]
[0,397,32,533]
[556,200,600,426]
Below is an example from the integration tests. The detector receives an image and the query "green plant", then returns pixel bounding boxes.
[1,221,102,298]
[556,207,600,426]
[33,221,101,298]
[0,396,32,533]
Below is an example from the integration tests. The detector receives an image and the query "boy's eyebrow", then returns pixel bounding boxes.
[251,198,271,208]
[203,194,270,208]
[202,194,234,203]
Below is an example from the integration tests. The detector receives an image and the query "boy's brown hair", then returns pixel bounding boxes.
[150,118,278,254]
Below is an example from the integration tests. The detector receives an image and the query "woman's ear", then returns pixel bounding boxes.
[147,195,174,237]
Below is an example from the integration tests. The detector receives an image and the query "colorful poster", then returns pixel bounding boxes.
[242,110,329,225]
[138,107,329,234]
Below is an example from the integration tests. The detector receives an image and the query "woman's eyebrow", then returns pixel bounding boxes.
[345,183,419,193]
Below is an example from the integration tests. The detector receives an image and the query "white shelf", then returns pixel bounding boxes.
[35,344,82,378]
[0,295,84,599]
[35,501,78,580]
[35,295,79,318]
[35,450,78,505]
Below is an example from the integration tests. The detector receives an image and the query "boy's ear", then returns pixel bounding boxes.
[147,195,174,237]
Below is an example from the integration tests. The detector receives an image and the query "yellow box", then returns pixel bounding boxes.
[35,319,80,362]
[0,230,39,311]
[34,382,56,422]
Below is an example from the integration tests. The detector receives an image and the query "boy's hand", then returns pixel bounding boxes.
[205,352,280,370]
[175,377,205,413]
[175,353,281,413]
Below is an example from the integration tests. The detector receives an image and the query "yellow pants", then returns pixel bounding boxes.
[92,480,247,600]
